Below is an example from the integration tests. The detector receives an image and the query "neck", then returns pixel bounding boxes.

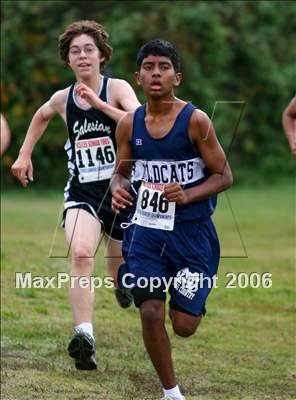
[146,93,177,116]
[76,73,102,92]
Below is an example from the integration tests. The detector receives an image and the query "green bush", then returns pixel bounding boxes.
[1,1,295,187]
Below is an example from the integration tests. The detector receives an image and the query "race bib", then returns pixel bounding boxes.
[132,181,176,231]
[75,137,115,183]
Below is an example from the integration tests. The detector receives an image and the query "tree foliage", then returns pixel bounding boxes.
[1,1,295,187]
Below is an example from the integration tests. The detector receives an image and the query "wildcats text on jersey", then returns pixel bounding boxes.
[132,158,206,185]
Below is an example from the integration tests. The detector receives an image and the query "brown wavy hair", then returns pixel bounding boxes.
[59,20,113,67]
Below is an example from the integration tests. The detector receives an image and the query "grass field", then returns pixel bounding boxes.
[1,184,295,400]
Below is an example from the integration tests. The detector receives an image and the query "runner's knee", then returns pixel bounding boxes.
[172,320,198,337]
[140,301,165,326]
[71,244,94,268]
[172,314,201,338]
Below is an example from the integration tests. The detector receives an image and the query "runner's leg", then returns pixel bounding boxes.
[104,235,133,308]
[65,208,101,326]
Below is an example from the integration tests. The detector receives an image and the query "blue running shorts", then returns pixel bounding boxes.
[120,217,220,317]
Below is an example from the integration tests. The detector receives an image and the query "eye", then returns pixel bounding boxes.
[143,64,152,71]
[70,48,80,55]
[85,47,95,53]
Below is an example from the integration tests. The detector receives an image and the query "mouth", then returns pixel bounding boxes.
[78,63,91,68]
[150,82,162,90]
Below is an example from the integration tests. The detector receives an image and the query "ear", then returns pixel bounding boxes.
[100,55,105,64]
[134,71,141,86]
[173,72,182,87]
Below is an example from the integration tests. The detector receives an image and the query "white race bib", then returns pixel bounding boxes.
[132,181,176,231]
[75,136,115,183]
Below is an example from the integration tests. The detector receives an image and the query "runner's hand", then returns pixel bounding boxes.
[11,155,34,187]
[76,83,105,110]
[112,188,133,213]
[163,182,188,205]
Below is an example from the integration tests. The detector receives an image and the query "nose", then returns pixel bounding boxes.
[79,49,87,58]
[152,66,161,77]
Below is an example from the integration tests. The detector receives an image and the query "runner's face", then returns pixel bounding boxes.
[68,34,104,79]
[136,55,181,97]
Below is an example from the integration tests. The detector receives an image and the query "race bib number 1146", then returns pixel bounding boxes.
[75,136,115,183]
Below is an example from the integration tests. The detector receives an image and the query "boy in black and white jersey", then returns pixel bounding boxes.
[11,20,140,370]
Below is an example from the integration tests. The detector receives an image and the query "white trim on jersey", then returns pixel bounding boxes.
[61,200,104,229]
[106,77,110,104]
[64,138,75,176]
[64,200,97,218]
[64,174,74,202]
[72,75,104,111]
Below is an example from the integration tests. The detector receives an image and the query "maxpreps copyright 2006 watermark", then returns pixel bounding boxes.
[15,271,273,292]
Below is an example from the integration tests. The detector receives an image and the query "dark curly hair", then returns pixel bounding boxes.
[59,20,113,67]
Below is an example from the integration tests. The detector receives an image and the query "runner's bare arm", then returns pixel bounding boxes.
[164,110,233,204]
[282,96,296,156]
[112,79,141,112]
[110,113,134,212]
[11,89,68,187]
[0,114,11,156]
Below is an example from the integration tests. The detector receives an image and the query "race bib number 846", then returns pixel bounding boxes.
[132,181,176,230]
[75,136,115,183]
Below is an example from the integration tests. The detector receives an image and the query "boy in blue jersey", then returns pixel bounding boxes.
[111,39,233,400]
[11,21,140,371]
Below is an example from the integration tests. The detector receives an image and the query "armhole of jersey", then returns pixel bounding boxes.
[98,75,105,100]
[131,106,142,145]
[97,74,108,104]
[65,85,74,131]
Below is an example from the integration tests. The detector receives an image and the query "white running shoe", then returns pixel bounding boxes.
[162,396,186,400]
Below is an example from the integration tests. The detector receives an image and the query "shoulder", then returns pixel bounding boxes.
[108,77,140,111]
[46,87,71,120]
[188,108,215,142]
[36,87,71,121]
[190,108,211,129]
[108,78,136,98]
[49,87,71,110]
[109,78,133,90]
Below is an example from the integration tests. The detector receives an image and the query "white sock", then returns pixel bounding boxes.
[163,384,183,399]
[75,322,94,340]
